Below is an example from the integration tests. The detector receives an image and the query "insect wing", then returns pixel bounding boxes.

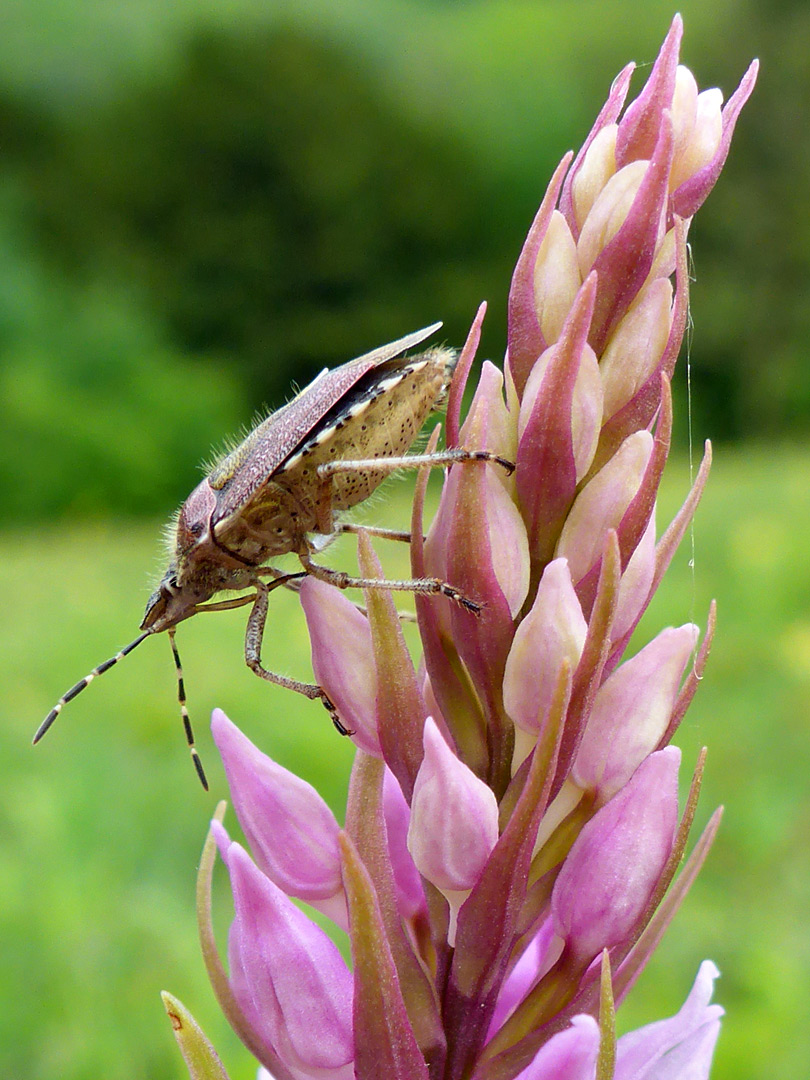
[209,322,442,521]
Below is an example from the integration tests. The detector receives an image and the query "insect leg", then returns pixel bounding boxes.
[255,567,306,592]
[244,580,350,733]
[312,449,512,534]
[194,592,259,613]
[253,564,415,621]
[313,447,513,535]
[334,522,414,543]
[298,552,482,614]
[168,629,208,790]
[317,447,515,483]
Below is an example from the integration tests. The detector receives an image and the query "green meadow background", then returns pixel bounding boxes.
[1,1,807,1078]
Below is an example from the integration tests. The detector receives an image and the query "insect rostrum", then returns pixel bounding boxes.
[37,322,513,786]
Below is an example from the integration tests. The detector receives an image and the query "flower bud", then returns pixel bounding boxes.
[519,339,603,485]
[611,510,657,643]
[671,58,758,218]
[300,576,381,756]
[556,429,653,584]
[573,625,698,798]
[214,828,354,1079]
[615,960,723,1078]
[577,160,652,277]
[513,1015,599,1080]
[489,919,563,1037]
[532,210,581,345]
[669,65,699,175]
[382,766,427,923]
[503,558,586,769]
[407,717,499,942]
[570,124,618,232]
[599,277,674,422]
[670,64,724,192]
[552,748,680,968]
[211,709,347,928]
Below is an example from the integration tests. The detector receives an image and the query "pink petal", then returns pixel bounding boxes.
[552,747,680,968]
[407,718,499,893]
[572,625,698,799]
[300,576,382,756]
[211,709,347,925]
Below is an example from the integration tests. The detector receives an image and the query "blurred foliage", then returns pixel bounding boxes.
[637,0,810,445]
[0,205,244,521]
[2,24,517,497]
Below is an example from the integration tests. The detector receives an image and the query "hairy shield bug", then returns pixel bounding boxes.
[37,323,513,786]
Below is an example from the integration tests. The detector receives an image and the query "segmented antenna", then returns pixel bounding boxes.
[168,629,208,790]
[34,632,150,744]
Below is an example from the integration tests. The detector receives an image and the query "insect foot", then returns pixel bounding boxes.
[320,693,355,738]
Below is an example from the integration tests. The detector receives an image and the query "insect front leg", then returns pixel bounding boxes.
[297,551,482,613]
[244,582,351,735]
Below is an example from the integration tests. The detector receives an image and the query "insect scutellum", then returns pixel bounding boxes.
[37,323,515,784]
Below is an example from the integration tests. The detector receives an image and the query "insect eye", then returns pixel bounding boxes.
[189,521,205,538]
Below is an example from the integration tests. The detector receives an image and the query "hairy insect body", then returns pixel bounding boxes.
[270,349,454,512]
[140,339,456,635]
[39,323,514,786]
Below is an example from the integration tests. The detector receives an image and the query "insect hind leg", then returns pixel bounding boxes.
[317,446,515,484]
[312,447,513,535]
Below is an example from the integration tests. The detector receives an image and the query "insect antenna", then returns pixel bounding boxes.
[168,629,208,790]
[34,631,150,745]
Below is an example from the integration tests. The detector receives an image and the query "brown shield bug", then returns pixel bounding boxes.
[36,323,513,786]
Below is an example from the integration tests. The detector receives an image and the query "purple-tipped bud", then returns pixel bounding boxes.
[615,961,723,1079]
[531,211,582,345]
[599,277,674,422]
[671,58,758,218]
[300,577,381,756]
[503,558,586,768]
[213,827,354,1079]
[573,625,698,798]
[407,717,499,941]
[211,709,347,929]
[669,67,723,192]
[519,338,603,485]
[552,748,680,969]
[577,158,658,278]
[556,429,653,583]
[433,367,530,620]
[569,124,618,232]
[461,360,518,471]
[489,919,563,1037]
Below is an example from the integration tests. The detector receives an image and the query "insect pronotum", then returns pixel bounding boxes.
[37,323,514,787]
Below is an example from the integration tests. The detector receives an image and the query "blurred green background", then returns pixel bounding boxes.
[1,1,806,1077]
